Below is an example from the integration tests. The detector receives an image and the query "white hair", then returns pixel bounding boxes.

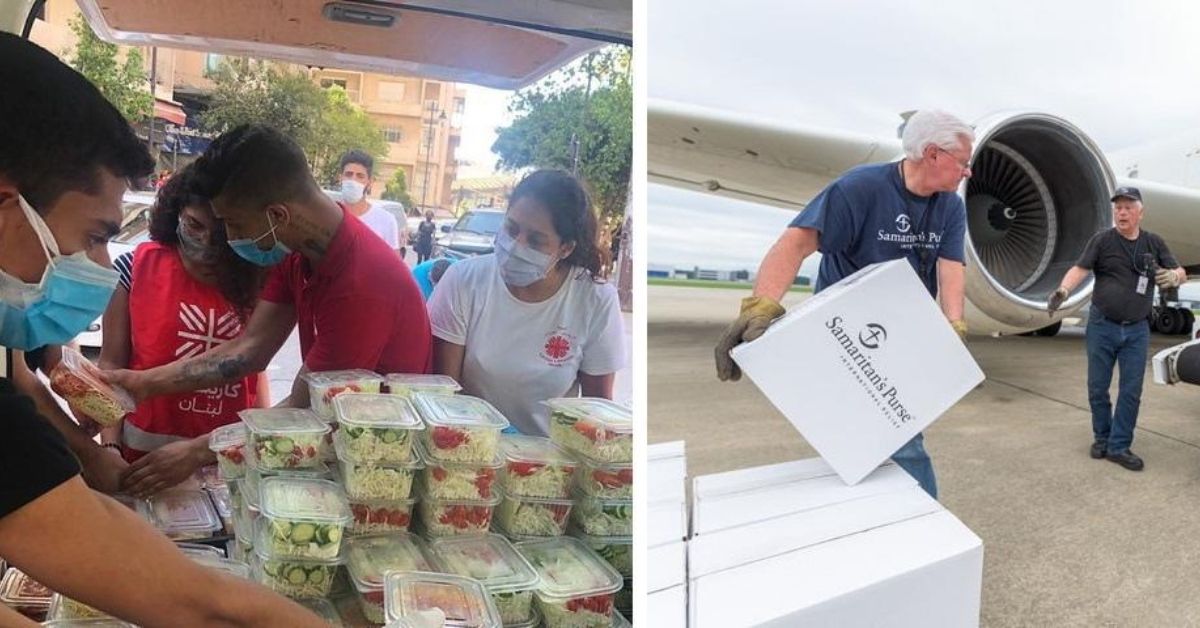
[902,110,975,161]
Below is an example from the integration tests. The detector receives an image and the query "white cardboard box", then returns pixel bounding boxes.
[649,440,688,506]
[649,585,688,628]
[649,541,687,593]
[688,460,983,628]
[730,259,985,485]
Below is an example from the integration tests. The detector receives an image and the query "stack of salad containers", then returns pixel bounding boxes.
[412,394,509,538]
[249,477,351,599]
[427,533,541,626]
[344,532,437,623]
[303,370,386,462]
[495,436,578,539]
[241,408,331,471]
[209,421,249,481]
[385,373,462,400]
[514,537,623,628]
[545,397,634,614]
[383,571,502,628]
[332,393,424,536]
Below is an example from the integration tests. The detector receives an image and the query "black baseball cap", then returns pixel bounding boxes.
[1111,186,1142,202]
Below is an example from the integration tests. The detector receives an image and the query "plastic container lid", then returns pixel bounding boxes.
[385,373,462,393]
[207,483,233,520]
[41,621,135,627]
[419,485,504,508]
[302,369,384,387]
[415,439,504,471]
[514,537,622,602]
[333,393,423,430]
[55,345,136,414]
[568,528,633,546]
[0,568,51,610]
[141,489,222,537]
[501,435,578,468]
[427,534,539,595]
[190,555,252,580]
[176,543,226,559]
[258,477,351,526]
[248,461,333,486]
[345,532,435,592]
[413,393,510,431]
[208,422,247,452]
[239,408,330,437]
[543,398,632,434]
[383,571,502,627]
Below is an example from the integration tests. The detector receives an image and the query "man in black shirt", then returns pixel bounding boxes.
[1048,186,1186,471]
[0,33,325,626]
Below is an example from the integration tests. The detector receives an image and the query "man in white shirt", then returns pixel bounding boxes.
[338,150,402,256]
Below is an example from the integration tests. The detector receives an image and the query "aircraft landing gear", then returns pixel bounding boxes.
[1150,290,1194,336]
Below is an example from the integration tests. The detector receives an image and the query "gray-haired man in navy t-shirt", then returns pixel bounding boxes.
[715,109,976,499]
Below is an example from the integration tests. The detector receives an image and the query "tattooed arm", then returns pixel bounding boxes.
[105,300,298,401]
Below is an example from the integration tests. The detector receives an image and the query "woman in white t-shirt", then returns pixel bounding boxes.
[428,170,625,435]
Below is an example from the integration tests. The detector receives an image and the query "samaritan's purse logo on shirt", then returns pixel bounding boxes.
[540,328,577,366]
[895,214,911,233]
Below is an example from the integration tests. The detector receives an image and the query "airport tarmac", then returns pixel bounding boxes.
[650,284,1200,627]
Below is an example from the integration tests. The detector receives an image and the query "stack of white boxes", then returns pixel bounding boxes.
[648,441,688,627]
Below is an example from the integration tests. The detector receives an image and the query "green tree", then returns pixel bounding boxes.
[202,60,385,186]
[491,46,632,221]
[66,15,152,122]
[382,168,414,209]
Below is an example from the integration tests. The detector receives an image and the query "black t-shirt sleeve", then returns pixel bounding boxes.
[1151,233,1180,270]
[0,378,80,519]
[1076,231,1105,270]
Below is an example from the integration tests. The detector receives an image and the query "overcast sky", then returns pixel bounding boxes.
[648,0,1200,272]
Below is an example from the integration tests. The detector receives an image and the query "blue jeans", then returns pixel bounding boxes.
[892,432,937,499]
[1086,308,1150,454]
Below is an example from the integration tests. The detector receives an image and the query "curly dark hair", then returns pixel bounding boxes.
[149,164,265,319]
[509,170,608,281]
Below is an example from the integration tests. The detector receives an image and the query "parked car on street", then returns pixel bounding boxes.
[434,207,505,260]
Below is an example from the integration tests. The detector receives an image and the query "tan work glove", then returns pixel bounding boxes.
[1156,268,1182,289]
[714,295,786,382]
[1047,287,1068,316]
[950,319,968,340]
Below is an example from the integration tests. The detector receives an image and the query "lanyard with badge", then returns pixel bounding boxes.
[899,161,936,276]
[1119,234,1151,295]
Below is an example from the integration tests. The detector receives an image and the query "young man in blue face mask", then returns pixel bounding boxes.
[338,149,404,258]
[0,33,326,628]
[107,125,432,409]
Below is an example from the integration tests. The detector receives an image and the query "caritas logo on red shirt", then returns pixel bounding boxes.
[540,328,578,366]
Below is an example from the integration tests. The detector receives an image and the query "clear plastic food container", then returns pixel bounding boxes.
[206,483,234,533]
[258,477,351,560]
[240,408,331,470]
[140,488,222,540]
[570,494,632,537]
[0,568,51,617]
[496,494,573,538]
[41,621,135,628]
[413,393,509,463]
[427,534,540,626]
[417,440,502,501]
[176,543,226,560]
[49,346,135,426]
[500,435,579,500]
[299,598,343,626]
[348,497,417,536]
[514,537,622,628]
[190,554,252,580]
[615,579,631,616]
[333,393,423,464]
[612,608,631,627]
[250,547,344,599]
[575,459,632,500]
[302,369,385,420]
[383,572,502,628]
[209,422,248,480]
[545,399,632,465]
[385,373,462,399]
[47,594,111,621]
[569,530,632,579]
[335,437,421,501]
[418,489,503,538]
[346,532,436,624]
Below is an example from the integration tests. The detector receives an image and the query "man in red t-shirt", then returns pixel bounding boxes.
[109,125,432,407]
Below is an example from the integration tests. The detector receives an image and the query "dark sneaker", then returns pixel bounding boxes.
[1089,441,1106,459]
[1106,450,1144,471]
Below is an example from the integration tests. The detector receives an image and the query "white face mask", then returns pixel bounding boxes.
[494,230,557,287]
[340,179,366,204]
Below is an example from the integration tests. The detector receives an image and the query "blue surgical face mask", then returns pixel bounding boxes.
[494,230,557,287]
[0,194,121,351]
[227,212,291,267]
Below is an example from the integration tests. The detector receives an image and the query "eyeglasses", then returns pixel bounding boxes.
[936,147,972,172]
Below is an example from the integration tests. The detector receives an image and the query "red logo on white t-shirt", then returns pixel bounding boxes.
[541,329,577,366]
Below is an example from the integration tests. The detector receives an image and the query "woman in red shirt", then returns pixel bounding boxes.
[98,165,269,498]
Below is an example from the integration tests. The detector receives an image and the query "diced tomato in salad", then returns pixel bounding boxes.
[437,505,491,529]
[473,467,496,497]
[573,419,618,443]
[508,461,545,476]
[322,384,362,404]
[363,590,385,605]
[565,594,613,615]
[431,426,469,450]
[219,446,245,464]
[592,468,632,488]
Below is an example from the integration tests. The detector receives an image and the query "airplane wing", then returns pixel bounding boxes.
[648,99,902,210]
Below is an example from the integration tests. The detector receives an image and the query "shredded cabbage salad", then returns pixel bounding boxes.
[549,414,632,464]
[59,597,108,620]
[497,497,571,537]
[341,462,415,501]
[258,558,338,598]
[494,591,535,624]
[252,433,325,470]
[357,592,387,624]
[310,381,383,420]
[504,460,576,499]
[216,443,247,480]
[539,595,614,628]
[420,501,495,536]
[572,500,633,537]
[266,517,345,560]
[348,501,414,535]
[590,543,632,578]
[339,426,415,463]
[424,463,497,500]
[577,465,632,500]
[425,426,500,463]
